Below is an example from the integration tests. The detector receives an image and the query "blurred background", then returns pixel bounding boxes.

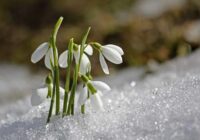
[0,0,200,109]
[0,0,200,74]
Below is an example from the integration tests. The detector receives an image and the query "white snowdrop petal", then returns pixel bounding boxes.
[102,47,122,64]
[44,53,51,70]
[78,87,88,106]
[90,93,104,111]
[31,42,49,63]
[105,44,124,55]
[91,81,111,91]
[30,92,44,106]
[59,86,65,99]
[59,50,68,68]
[80,54,91,74]
[74,46,80,64]
[36,87,48,98]
[84,44,93,55]
[45,48,54,70]
[98,91,103,96]
[52,103,57,116]
[99,53,109,74]
[31,87,48,106]
[74,91,80,110]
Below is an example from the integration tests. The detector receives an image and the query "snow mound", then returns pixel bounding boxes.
[0,64,44,103]
[1,50,200,140]
[0,64,45,120]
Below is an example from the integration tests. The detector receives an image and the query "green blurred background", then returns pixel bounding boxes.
[0,0,200,76]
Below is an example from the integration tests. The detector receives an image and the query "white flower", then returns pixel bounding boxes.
[31,42,54,70]
[99,44,124,74]
[90,80,111,92]
[90,92,104,111]
[30,85,65,106]
[77,86,88,107]
[59,44,93,74]
[77,80,111,111]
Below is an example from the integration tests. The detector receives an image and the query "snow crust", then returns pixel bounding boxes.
[1,50,200,140]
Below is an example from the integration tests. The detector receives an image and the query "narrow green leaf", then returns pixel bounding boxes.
[81,27,91,48]
[52,17,64,41]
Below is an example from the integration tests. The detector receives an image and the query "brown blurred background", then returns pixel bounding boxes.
[0,0,200,76]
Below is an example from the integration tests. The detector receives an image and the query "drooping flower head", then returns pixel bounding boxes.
[31,42,54,69]
[59,44,93,74]
[31,84,65,106]
[91,43,124,74]
[78,75,111,111]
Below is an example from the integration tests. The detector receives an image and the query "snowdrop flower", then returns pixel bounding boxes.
[59,44,93,74]
[78,80,111,111]
[31,42,54,69]
[97,44,124,74]
[31,85,65,106]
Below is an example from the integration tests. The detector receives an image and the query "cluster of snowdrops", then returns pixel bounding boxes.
[30,17,124,123]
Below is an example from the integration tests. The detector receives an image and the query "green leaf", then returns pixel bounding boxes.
[81,27,91,48]
[52,17,64,41]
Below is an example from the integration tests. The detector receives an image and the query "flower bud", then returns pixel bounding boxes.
[45,74,52,85]
[91,42,102,51]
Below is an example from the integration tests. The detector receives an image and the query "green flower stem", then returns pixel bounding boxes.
[46,74,53,98]
[67,27,91,115]
[90,42,101,51]
[81,74,89,83]
[52,46,60,115]
[47,70,56,123]
[79,27,91,65]
[87,82,97,94]
[51,17,63,115]
[62,38,74,117]
[52,17,63,42]
[81,75,97,94]
[47,83,52,98]
[67,65,78,115]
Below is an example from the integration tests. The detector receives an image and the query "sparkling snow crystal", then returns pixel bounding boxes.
[1,50,200,140]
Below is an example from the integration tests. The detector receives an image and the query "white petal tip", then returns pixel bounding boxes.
[102,47,123,64]
[84,44,93,55]
[105,71,110,75]
[91,81,111,92]
[58,50,68,68]
[99,53,110,74]
[31,42,49,63]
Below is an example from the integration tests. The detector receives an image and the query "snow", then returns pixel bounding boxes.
[1,50,200,139]
[0,64,44,120]
[0,64,44,99]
